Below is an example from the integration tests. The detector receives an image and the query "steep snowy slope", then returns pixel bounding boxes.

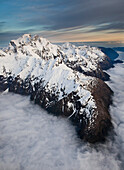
[0,34,113,142]
[60,43,112,80]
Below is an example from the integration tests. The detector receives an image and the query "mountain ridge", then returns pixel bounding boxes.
[0,34,113,143]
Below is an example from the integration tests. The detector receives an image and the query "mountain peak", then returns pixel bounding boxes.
[3,34,112,80]
[22,34,31,38]
[0,33,113,143]
[62,42,75,49]
[9,34,32,47]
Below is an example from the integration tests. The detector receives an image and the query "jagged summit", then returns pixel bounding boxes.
[5,34,60,61]
[10,34,41,46]
[0,34,113,143]
[2,34,112,81]
[61,41,112,80]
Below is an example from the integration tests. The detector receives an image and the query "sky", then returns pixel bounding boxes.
[0,0,124,47]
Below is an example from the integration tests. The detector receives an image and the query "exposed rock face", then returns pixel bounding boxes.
[85,79,113,142]
[114,60,123,64]
[0,34,114,143]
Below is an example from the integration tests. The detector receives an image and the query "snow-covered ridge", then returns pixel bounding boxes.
[0,34,113,142]
[1,34,111,81]
[0,34,95,110]
[60,42,112,80]
[7,34,59,60]
[61,42,105,71]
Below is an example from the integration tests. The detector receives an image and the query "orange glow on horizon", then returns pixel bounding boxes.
[41,31,124,43]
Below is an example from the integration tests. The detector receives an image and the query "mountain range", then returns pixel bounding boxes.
[0,34,116,142]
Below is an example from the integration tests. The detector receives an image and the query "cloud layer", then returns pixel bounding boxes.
[0,93,121,170]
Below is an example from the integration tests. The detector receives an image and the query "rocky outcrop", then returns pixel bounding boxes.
[114,60,123,64]
[84,79,113,142]
[0,34,114,143]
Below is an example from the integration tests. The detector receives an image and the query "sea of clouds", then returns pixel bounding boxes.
[0,52,124,170]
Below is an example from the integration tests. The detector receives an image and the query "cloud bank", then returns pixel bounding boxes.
[0,93,121,170]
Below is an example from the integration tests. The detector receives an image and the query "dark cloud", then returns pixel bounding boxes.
[108,30,124,34]
[85,22,124,33]
[0,21,6,31]
[0,0,124,46]
[0,21,6,25]
[17,0,124,33]
[0,29,35,47]
[48,0,124,30]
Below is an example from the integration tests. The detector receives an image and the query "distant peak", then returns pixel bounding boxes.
[62,42,77,50]
[22,34,31,38]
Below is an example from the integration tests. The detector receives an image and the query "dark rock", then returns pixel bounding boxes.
[84,79,113,143]
[82,69,110,81]
[66,62,110,81]
[114,60,123,64]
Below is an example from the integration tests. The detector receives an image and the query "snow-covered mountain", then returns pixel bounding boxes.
[61,43,112,80]
[0,34,113,142]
